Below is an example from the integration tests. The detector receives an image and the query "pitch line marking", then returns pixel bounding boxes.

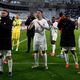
[13,62,78,65]
[14,38,27,46]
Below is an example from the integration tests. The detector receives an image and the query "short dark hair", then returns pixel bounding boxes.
[2,9,9,15]
[37,10,43,13]
[2,9,9,13]
[59,12,63,17]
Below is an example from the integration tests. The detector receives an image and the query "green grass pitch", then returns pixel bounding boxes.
[0,29,80,80]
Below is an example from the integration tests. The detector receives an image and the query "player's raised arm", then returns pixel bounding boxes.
[43,20,50,30]
[27,21,35,30]
[37,20,50,30]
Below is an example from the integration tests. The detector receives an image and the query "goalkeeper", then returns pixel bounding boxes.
[12,15,22,51]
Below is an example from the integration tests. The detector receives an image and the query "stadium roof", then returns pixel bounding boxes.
[0,0,80,11]
[5,0,70,2]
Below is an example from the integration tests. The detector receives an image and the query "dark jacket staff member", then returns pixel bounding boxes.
[25,13,35,53]
[0,9,13,76]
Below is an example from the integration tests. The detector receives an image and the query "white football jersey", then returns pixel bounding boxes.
[50,21,58,41]
[78,17,80,27]
[50,22,58,35]
[32,18,49,51]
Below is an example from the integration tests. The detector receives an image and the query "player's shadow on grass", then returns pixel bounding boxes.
[31,66,48,71]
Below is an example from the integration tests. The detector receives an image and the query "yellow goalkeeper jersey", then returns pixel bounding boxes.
[12,19,22,32]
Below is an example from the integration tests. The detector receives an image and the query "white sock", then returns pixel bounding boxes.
[34,53,39,65]
[8,59,13,73]
[72,53,78,64]
[43,53,47,67]
[64,53,69,64]
[52,44,56,53]
[0,59,3,72]
[16,48,18,51]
